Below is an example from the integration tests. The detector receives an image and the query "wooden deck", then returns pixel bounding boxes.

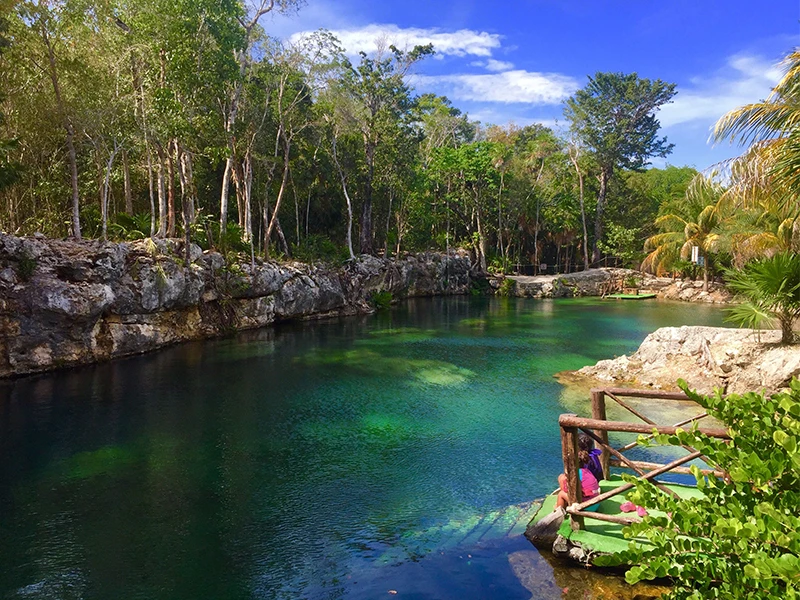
[527,475,703,561]
[525,387,730,566]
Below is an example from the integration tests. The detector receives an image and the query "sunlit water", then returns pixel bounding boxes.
[0,297,726,599]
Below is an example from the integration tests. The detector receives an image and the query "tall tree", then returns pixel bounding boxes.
[219,0,299,236]
[338,42,433,254]
[565,72,676,263]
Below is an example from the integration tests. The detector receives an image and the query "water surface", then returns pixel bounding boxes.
[0,297,725,599]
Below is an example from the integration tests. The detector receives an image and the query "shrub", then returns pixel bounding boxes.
[725,251,800,344]
[497,278,515,297]
[369,290,393,310]
[597,379,800,599]
[16,250,36,281]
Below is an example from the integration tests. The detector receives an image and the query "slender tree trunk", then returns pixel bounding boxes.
[385,191,393,259]
[180,150,196,225]
[176,141,191,263]
[476,208,487,272]
[593,167,611,264]
[265,133,291,250]
[497,170,505,265]
[101,142,121,240]
[146,142,156,236]
[122,148,133,214]
[166,140,176,237]
[220,157,234,235]
[360,139,375,255]
[275,217,290,257]
[330,135,355,260]
[292,176,300,247]
[155,143,167,237]
[243,151,253,243]
[569,147,590,270]
[41,22,81,238]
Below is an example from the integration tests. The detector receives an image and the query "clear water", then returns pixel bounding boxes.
[0,297,725,599]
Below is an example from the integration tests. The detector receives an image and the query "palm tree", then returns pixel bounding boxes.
[713,50,800,220]
[642,174,723,290]
[725,252,800,344]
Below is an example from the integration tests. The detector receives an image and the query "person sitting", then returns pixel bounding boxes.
[579,433,604,482]
[555,448,601,511]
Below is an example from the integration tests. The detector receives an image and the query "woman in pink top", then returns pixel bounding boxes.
[555,448,601,510]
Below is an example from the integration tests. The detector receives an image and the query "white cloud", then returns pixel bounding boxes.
[659,53,783,129]
[412,70,579,105]
[290,24,502,58]
[469,58,515,72]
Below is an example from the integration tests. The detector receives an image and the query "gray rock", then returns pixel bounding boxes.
[573,325,799,395]
[0,234,476,377]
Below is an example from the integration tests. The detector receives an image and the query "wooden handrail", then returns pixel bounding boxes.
[558,388,731,531]
[609,458,724,478]
[591,387,693,401]
[559,414,730,439]
[579,427,682,499]
[566,450,704,513]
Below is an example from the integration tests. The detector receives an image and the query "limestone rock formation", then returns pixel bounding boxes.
[506,269,732,302]
[0,234,472,377]
[569,325,800,395]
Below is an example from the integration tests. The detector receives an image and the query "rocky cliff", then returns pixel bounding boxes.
[507,270,732,302]
[0,234,472,378]
[565,325,800,396]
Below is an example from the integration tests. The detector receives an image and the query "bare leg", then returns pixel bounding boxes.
[555,474,569,509]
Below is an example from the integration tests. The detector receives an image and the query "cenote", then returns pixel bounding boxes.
[0,297,726,599]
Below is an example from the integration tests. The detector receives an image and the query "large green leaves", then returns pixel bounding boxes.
[614,380,800,599]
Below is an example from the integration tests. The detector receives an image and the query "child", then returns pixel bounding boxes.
[579,433,604,482]
[555,447,601,511]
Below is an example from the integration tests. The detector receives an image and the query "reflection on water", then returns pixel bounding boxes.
[0,297,724,599]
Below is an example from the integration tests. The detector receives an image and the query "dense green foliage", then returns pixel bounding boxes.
[725,251,800,343]
[642,51,800,280]
[564,72,677,262]
[0,1,687,270]
[597,380,800,599]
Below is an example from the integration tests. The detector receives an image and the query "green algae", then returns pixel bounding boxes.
[61,446,138,481]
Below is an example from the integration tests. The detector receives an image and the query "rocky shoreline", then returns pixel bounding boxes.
[508,271,732,303]
[0,233,737,379]
[0,234,476,378]
[562,325,800,396]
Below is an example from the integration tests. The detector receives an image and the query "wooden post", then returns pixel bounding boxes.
[591,389,610,479]
[561,422,583,530]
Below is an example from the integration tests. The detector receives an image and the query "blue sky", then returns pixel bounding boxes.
[266,0,800,170]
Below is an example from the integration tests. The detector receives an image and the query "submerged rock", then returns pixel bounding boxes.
[0,234,473,377]
[567,325,800,395]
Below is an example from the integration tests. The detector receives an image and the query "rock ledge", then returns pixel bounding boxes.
[567,325,800,396]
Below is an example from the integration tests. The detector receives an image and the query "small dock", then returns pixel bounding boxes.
[525,387,730,565]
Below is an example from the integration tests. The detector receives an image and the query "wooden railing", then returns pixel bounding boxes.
[559,387,730,530]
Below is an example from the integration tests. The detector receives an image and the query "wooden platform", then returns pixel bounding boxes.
[604,293,657,300]
[526,475,703,563]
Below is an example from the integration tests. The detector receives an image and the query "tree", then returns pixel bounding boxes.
[337,42,433,255]
[642,174,724,290]
[565,72,676,263]
[714,50,800,202]
[599,380,800,599]
[218,0,300,236]
[726,251,800,344]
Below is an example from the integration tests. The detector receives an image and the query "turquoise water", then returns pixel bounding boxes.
[0,297,725,599]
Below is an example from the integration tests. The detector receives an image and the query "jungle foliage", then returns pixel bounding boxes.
[0,1,686,271]
[598,380,800,600]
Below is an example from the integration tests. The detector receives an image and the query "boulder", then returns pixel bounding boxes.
[571,325,800,395]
